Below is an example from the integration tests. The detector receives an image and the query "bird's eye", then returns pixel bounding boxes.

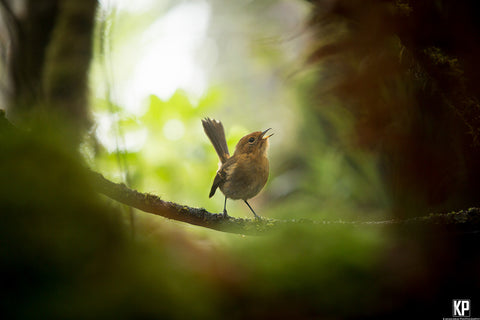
[248,137,255,143]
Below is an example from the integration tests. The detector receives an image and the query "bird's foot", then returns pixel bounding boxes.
[223,209,230,219]
[253,213,262,221]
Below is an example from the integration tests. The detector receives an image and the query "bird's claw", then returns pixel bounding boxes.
[223,209,230,219]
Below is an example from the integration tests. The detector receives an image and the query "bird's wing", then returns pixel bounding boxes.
[209,170,225,198]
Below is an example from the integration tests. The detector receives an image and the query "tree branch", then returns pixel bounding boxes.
[1,110,479,235]
[90,170,480,235]
[90,171,279,235]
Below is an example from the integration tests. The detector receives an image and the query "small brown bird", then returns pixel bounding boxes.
[202,118,273,219]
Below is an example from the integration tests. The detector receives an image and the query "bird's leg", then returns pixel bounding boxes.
[244,200,261,220]
[223,196,230,218]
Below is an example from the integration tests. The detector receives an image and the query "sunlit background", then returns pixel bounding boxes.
[3,1,479,318]
[86,0,389,227]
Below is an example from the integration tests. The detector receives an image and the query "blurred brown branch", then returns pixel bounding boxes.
[306,0,480,218]
[2,0,96,143]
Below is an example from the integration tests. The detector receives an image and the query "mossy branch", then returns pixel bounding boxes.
[1,110,479,234]
[90,170,480,235]
[90,171,278,235]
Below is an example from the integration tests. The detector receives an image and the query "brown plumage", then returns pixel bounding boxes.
[202,118,272,219]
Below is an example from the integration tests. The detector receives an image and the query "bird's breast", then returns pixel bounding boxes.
[220,155,269,200]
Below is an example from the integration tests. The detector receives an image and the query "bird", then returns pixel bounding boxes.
[202,117,273,219]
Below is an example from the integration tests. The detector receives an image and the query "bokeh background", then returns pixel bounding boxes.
[1,0,479,319]
[88,0,389,225]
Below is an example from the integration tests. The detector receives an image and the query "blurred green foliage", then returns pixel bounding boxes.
[88,88,249,212]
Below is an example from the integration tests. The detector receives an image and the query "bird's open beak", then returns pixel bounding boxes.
[261,128,274,139]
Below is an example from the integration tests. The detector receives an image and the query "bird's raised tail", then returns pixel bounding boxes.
[202,118,230,164]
